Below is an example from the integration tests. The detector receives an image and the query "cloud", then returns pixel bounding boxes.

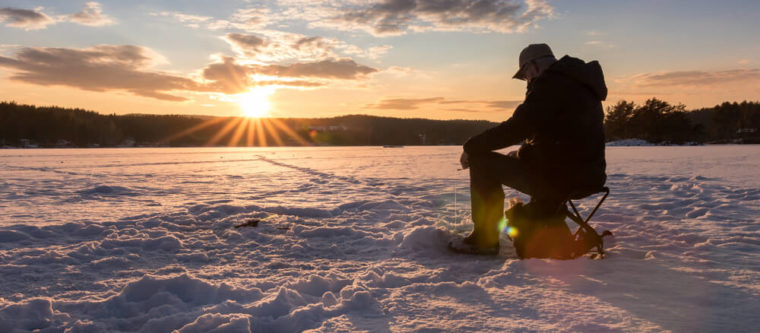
[0,45,199,101]
[152,11,211,29]
[228,8,272,29]
[253,59,378,79]
[155,9,393,61]
[584,40,616,49]
[368,97,445,110]
[69,2,115,26]
[0,7,55,30]
[308,0,553,36]
[633,69,760,87]
[366,97,521,110]
[226,33,269,53]
[201,57,375,94]
[157,7,275,31]
[340,44,393,59]
[200,57,251,94]
[1,4,116,30]
[293,36,330,53]
[483,100,521,109]
[585,30,607,37]
[223,32,332,61]
[155,11,211,23]
[154,2,552,37]
[0,44,377,100]
[224,32,377,79]
[223,31,389,62]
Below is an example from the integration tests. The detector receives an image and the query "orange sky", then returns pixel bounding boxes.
[1,1,759,122]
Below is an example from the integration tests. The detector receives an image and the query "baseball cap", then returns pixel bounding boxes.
[513,43,554,80]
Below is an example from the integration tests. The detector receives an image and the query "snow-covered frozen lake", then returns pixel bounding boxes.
[1,146,759,332]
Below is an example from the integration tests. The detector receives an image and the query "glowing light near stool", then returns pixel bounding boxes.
[507,226,518,238]
[498,217,507,232]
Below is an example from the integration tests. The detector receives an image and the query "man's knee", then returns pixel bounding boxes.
[468,151,504,171]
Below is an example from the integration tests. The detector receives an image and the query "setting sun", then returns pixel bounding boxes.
[238,87,275,118]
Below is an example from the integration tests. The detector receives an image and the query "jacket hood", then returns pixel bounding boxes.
[547,55,608,101]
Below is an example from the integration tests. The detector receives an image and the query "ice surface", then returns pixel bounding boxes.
[1,146,759,332]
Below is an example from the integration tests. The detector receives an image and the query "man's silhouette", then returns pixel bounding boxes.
[452,43,607,255]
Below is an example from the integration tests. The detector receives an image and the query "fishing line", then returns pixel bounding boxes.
[453,180,457,222]
[454,167,465,224]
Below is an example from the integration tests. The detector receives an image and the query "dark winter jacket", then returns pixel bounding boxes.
[463,55,607,198]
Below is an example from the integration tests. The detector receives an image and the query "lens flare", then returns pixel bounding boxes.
[507,226,519,238]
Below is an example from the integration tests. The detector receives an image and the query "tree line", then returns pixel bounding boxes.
[1,99,758,148]
[604,98,760,144]
[0,101,494,147]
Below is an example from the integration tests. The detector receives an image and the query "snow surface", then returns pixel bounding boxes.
[1,145,759,332]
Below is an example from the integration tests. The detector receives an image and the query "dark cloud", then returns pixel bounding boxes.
[0,45,377,100]
[0,7,54,30]
[201,57,253,94]
[366,97,521,110]
[635,69,760,87]
[293,37,326,50]
[0,45,199,101]
[223,32,347,62]
[225,33,268,54]
[252,59,378,79]
[201,57,372,94]
[484,100,521,109]
[69,2,114,26]
[292,37,336,57]
[329,0,552,36]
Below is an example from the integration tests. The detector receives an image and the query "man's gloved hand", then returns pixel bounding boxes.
[459,151,469,170]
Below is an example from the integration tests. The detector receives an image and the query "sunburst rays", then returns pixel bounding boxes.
[159,116,310,147]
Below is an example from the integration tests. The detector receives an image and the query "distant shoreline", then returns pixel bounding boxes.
[3,100,759,147]
[2,143,757,150]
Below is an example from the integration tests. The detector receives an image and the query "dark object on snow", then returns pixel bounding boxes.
[448,236,500,256]
[506,187,612,259]
[234,218,260,228]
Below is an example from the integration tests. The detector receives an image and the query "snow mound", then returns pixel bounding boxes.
[114,274,258,306]
[0,298,58,332]
[66,274,263,332]
[77,185,139,196]
[175,313,251,333]
[396,226,450,253]
[0,230,30,242]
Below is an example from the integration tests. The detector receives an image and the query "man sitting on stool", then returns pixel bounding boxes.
[451,43,607,257]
